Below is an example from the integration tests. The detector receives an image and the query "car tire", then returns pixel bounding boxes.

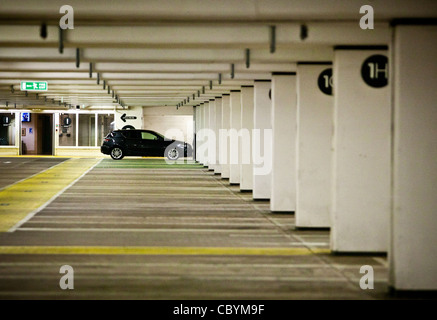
[110,147,124,160]
[166,148,179,160]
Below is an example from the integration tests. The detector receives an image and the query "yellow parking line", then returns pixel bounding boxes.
[0,158,100,232]
[0,246,331,256]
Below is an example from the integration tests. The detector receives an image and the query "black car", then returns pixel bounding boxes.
[101,129,192,160]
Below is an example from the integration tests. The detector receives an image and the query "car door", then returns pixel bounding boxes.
[139,131,163,156]
[122,130,141,155]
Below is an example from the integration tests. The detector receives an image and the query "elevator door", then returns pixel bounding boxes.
[37,114,53,155]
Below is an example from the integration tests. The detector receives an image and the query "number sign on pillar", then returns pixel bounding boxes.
[361,55,388,88]
[317,68,333,96]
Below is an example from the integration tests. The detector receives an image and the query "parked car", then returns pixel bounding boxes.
[101,129,192,160]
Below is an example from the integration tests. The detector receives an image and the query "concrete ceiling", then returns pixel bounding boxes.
[0,0,436,110]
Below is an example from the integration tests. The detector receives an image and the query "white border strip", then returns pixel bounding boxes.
[8,158,102,233]
[15,227,280,233]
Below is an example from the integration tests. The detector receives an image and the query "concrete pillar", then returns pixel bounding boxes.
[196,103,204,164]
[240,86,254,191]
[203,101,209,167]
[194,105,198,162]
[390,24,437,291]
[331,46,391,252]
[296,63,333,228]
[220,94,231,179]
[253,80,272,200]
[214,97,222,174]
[208,99,216,171]
[16,111,22,155]
[229,90,241,185]
[271,73,297,212]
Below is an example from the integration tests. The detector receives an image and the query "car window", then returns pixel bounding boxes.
[122,131,141,139]
[141,132,159,140]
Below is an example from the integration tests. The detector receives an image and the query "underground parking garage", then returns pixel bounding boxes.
[0,0,437,305]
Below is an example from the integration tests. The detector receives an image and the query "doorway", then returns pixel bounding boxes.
[21,113,53,155]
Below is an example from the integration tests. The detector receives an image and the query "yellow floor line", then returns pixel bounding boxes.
[0,246,331,256]
[0,158,100,232]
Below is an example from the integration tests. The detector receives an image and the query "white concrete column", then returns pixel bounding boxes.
[253,80,272,200]
[240,86,254,191]
[220,94,231,179]
[331,46,391,252]
[390,25,437,291]
[194,105,199,162]
[296,63,333,228]
[203,101,210,167]
[271,72,297,212]
[229,90,241,185]
[196,103,204,164]
[214,97,222,174]
[16,111,22,155]
[208,99,216,171]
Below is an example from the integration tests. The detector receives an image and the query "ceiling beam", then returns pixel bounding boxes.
[0,23,390,48]
[0,0,435,23]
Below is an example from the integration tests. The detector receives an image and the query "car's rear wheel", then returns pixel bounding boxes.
[166,148,179,160]
[110,147,124,160]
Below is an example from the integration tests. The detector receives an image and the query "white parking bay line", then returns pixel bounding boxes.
[241,242,330,247]
[33,215,268,221]
[0,274,348,282]
[373,257,388,267]
[24,221,277,227]
[229,234,285,238]
[0,262,385,269]
[16,227,281,233]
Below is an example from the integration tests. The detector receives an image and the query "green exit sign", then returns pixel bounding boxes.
[20,81,48,91]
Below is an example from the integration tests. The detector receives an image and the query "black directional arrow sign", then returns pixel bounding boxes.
[121,113,137,122]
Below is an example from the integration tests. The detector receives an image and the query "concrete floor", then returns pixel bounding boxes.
[0,157,391,299]
[0,157,68,190]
